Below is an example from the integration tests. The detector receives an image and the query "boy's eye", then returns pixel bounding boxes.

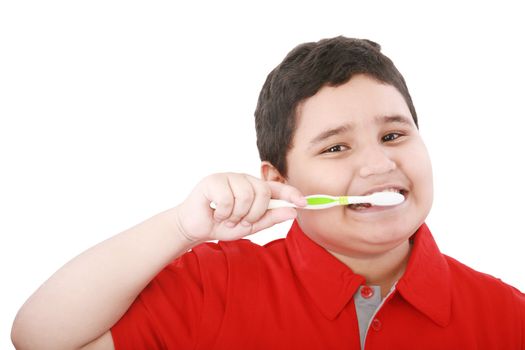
[382,133,402,142]
[322,145,348,153]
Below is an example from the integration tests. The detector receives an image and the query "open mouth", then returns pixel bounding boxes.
[347,188,408,211]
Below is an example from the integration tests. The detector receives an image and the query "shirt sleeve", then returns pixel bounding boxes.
[110,250,205,350]
[515,287,525,350]
[507,285,525,350]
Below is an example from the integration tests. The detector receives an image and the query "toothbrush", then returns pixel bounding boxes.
[210,192,404,210]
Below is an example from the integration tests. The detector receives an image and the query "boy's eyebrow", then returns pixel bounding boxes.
[308,115,414,148]
[376,114,414,126]
[308,123,353,147]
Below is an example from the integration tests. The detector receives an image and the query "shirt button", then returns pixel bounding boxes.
[360,285,374,299]
[371,318,382,331]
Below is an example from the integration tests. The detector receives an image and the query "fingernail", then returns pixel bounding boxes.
[241,220,251,227]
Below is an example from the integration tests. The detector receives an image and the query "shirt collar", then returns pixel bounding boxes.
[285,220,365,320]
[396,223,451,326]
[285,220,451,326]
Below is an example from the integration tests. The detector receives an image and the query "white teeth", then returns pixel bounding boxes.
[368,188,402,195]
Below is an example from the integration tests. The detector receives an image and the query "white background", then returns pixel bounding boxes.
[1,1,524,348]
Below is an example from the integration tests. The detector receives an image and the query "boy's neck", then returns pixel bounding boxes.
[330,240,412,299]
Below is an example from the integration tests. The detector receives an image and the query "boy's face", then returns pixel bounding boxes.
[282,74,433,256]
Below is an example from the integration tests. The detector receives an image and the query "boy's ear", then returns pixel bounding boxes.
[261,161,286,183]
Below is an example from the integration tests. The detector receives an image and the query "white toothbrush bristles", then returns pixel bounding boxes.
[366,192,405,206]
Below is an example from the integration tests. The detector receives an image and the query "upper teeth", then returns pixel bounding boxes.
[367,188,402,195]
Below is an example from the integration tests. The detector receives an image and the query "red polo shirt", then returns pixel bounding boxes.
[111,221,525,349]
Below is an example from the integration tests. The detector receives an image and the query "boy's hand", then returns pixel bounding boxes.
[174,173,306,243]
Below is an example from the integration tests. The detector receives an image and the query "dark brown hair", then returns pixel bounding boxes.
[255,36,418,177]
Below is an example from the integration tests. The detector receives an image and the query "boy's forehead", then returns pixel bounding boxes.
[294,76,413,139]
[306,115,413,145]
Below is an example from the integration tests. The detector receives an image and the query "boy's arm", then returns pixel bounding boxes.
[11,173,305,350]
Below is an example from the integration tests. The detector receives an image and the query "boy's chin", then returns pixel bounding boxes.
[301,217,413,250]
[354,226,411,245]
[350,217,426,249]
[298,205,426,240]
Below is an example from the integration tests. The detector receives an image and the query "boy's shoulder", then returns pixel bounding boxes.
[192,236,286,255]
[443,253,525,307]
[191,237,289,270]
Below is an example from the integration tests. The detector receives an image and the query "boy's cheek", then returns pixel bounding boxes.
[288,166,352,195]
[408,157,434,210]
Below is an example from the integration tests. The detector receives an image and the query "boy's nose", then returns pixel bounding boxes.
[358,147,397,178]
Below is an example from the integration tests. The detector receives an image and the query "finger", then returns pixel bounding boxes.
[240,177,272,225]
[267,181,307,207]
[250,207,298,233]
[224,174,255,225]
[203,175,235,222]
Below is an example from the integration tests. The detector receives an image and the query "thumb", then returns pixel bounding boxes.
[250,207,298,234]
[266,181,306,207]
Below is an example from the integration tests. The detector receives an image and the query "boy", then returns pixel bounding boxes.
[12,36,525,349]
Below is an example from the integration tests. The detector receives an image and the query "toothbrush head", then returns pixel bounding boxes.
[366,191,405,206]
